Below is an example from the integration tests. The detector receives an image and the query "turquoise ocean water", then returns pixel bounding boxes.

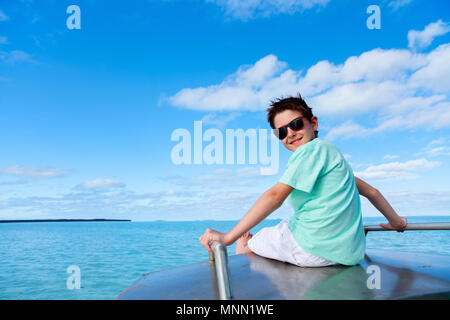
[1,216,449,300]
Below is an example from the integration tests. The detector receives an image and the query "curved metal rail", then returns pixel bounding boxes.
[209,242,233,300]
[207,222,450,300]
[364,222,450,233]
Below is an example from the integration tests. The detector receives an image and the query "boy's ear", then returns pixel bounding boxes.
[311,116,319,130]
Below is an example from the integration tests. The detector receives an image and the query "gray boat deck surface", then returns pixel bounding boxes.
[117,249,450,300]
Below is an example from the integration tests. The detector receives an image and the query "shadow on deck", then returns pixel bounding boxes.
[117,249,450,300]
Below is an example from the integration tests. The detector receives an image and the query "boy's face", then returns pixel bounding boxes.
[273,109,318,152]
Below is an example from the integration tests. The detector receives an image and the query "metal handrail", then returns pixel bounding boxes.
[207,223,449,299]
[209,242,233,300]
[364,222,450,233]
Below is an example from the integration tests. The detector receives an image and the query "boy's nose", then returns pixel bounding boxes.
[286,126,298,137]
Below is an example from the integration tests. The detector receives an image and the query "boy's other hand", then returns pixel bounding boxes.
[380,217,408,232]
[199,228,228,253]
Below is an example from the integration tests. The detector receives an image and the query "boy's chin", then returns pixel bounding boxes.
[286,143,301,151]
[285,138,313,151]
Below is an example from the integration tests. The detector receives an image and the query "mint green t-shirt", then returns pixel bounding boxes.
[279,138,366,266]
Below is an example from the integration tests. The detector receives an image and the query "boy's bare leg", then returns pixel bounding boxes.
[236,232,253,255]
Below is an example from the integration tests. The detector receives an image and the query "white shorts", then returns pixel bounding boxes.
[247,219,338,267]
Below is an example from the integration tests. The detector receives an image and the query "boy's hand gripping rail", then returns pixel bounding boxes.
[209,242,233,300]
[364,222,450,234]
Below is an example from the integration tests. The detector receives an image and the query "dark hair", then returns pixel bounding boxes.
[267,93,318,137]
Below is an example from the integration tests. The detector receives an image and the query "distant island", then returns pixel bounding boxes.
[0,219,131,223]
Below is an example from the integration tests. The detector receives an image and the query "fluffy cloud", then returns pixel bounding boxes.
[383,189,450,216]
[0,182,272,221]
[76,178,126,191]
[0,165,68,179]
[168,25,450,141]
[0,50,35,64]
[354,158,441,181]
[167,46,433,114]
[388,0,412,11]
[324,121,373,141]
[200,112,242,129]
[408,20,450,51]
[206,0,330,20]
[360,188,450,217]
[383,154,400,160]
[415,137,450,157]
[168,54,292,111]
[408,43,450,93]
[158,166,274,188]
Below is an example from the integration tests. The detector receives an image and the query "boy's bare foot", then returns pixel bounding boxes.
[236,232,253,255]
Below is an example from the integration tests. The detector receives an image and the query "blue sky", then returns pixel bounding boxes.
[0,0,449,221]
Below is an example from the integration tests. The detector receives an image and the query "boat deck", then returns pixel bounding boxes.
[117,249,450,300]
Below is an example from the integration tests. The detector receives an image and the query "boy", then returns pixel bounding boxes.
[199,94,407,267]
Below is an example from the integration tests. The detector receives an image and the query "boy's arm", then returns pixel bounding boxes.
[355,177,407,232]
[199,182,293,253]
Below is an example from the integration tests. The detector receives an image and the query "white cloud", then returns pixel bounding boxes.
[324,121,373,141]
[322,94,450,140]
[0,50,36,64]
[168,24,450,141]
[168,54,293,111]
[0,36,7,45]
[206,0,330,20]
[415,137,450,157]
[201,112,242,128]
[388,0,412,11]
[354,158,441,181]
[0,183,268,221]
[309,80,409,116]
[0,165,68,179]
[382,190,450,216]
[383,154,399,160]
[408,44,450,93]
[428,137,447,146]
[4,182,449,220]
[408,20,450,51]
[76,178,126,191]
[160,166,273,188]
[360,188,450,217]
[0,10,9,22]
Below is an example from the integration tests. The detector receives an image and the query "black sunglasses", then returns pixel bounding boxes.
[273,116,304,140]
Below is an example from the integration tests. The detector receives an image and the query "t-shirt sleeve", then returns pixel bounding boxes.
[279,143,328,194]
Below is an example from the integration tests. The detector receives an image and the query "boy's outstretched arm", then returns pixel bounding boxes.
[199,182,293,253]
[355,177,407,232]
